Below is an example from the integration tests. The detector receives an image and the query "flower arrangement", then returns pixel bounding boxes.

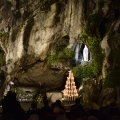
[35,94,43,103]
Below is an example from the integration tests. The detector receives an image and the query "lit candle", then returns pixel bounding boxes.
[75,93,78,98]
[71,90,74,94]
[67,77,70,80]
[71,73,73,77]
[74,86,76,89]
[72,82,75,86]
[71,77,74,80]
[66,81,68,84]
[65,85,68,89]
[71,79,74,82]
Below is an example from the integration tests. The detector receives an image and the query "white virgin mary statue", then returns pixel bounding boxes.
[83,45,88,61]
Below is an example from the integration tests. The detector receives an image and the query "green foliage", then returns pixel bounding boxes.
[47,54,58,65]
[35,94,43,103]
[47,28,103,83]
[47,2,105,84]
[72,63,94,84]
[87,37,103,75]
[98,1,105,9]
[104,70,120,88]
[0,32,8,37]
[47,48,74,65]
[47,36,74,65]
[58,48,74,59]
[55,39,69,53]
[89,9,103,22]
[88,2,104,37]
[74,3,105,83]
[90,13,100,22]
[89,10,103,37]
[79,28,104,79]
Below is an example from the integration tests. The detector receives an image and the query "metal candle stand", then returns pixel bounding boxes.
[63,71,78,105]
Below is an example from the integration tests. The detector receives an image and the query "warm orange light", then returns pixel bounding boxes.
[63,70,78,101]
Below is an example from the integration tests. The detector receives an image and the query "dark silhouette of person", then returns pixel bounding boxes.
[55,100,65,113]
[108,101,120,119]
[41,100,51,120]
[1,91,25,120]
[41,99,51,113]
[70,98,84,118]
[25,101,43,120]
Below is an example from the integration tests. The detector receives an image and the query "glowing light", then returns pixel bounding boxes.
[63,70,78,101]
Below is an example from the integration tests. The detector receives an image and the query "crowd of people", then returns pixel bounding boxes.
[0,91,120,120]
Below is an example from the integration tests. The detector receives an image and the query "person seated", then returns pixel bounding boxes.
[112,116,120,120]
[1,113,14,120]
[108,101,120,119]
[41,100,51,119]
[88,116,98,120]
[70,98,84,118]
[55,100,65,113]
[1,91,25,120]
[48,105,64,120]
[1,91,13,116]
[25,101,43,120]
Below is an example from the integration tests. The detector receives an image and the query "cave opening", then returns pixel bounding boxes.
[72,42,92,65]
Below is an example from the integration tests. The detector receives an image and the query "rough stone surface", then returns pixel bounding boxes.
[98,87,116,107]
[0,0,120,101]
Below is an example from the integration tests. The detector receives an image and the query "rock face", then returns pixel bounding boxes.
[0,0,84,92]
[0,0,120,98]
[79,78,116,107]
[98,87,116,107]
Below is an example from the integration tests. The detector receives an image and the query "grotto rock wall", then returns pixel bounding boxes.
[0,0,86,92]
[0,0,120,96]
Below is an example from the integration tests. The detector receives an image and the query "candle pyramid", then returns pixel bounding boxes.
[63,70,78,101]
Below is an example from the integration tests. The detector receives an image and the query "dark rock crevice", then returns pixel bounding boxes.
[22,60,43,72]
[23,17,34,52]
[15,0,20,9]
[98,17,108,38]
